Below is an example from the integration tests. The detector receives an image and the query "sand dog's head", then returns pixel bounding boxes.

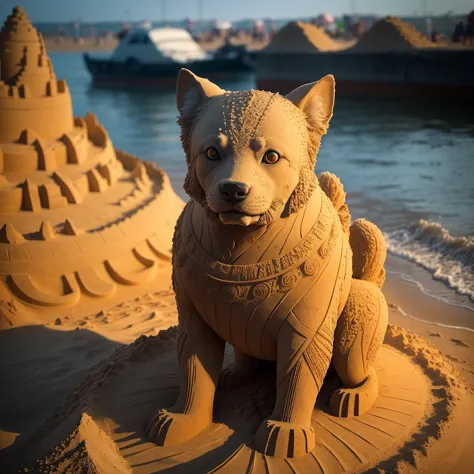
[176,69,335,226]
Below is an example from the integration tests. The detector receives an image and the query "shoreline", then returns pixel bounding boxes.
[43,36,269,53]
[383,254,474,388]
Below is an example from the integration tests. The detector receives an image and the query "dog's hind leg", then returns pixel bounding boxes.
[330,278,388,417]
[146,277,225,446]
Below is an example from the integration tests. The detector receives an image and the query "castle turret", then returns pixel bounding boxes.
[0,5,73,142]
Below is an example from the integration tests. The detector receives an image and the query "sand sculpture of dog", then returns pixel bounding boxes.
[146,69,388,458]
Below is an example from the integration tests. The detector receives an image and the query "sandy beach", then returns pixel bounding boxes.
[1,255,473,472]
[1,6,474,473]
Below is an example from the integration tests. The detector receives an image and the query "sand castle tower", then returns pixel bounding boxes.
[0,6,183,310]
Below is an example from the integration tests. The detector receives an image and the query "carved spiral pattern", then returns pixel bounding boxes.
[302,258,319,277]
[319,243,331,258]
[223,286,239,302]
[253,282,272,301]
[279,270,300,292]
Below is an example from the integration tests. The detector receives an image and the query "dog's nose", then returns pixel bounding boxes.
[220,181,250,203]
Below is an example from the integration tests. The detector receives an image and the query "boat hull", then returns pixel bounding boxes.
[256,49,474,102]
[84,54,254,87]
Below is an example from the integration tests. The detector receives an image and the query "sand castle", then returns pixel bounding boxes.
[0,7,183,313]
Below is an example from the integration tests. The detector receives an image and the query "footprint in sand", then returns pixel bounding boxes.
[451,338,470,348]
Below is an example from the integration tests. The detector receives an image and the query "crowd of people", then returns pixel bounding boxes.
[452,10,474,45]
[54,10,474,48]
[193,19,277,44]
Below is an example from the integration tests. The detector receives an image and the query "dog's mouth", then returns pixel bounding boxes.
[218,211,261,226]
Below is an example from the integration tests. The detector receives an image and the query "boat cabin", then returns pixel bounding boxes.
[111,27,208,64]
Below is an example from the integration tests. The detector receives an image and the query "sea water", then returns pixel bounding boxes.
[51,52,474,310]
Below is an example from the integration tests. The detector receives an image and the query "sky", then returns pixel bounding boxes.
[0,0,471,23]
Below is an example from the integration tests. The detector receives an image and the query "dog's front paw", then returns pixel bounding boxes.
[145,408,209,446]
[254,419,315,458]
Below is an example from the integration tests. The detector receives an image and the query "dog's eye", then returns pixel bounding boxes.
[262,150,280,165]
[204,147,220,160]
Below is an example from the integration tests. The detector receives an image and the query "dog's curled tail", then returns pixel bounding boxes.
[349,219,387,288]
[318,172,351,235]
[319,172,386,288]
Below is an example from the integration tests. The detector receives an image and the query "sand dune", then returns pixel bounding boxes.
[349,16,447,52]
[263,21,354,54]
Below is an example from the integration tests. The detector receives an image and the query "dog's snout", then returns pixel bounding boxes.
[220,181,250,204]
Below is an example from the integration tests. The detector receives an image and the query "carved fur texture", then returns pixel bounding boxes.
[146,70,389,459]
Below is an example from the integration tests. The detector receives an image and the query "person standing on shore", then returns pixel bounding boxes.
[464,10,474,45]
[452,20,465,42]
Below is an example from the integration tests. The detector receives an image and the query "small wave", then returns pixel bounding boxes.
[387,270,474,311]
[350,158,397,167]
[385,220,474,301]
[389,302,474,334]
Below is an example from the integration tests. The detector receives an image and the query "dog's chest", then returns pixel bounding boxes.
[174,198,348,359]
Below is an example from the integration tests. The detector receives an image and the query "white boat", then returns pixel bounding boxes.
[110,27,209,65]
[84,26,254,87]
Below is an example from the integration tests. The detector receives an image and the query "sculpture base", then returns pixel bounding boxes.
[8,323,468,474]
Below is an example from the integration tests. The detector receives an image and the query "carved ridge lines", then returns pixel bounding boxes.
[320,414,381,451]
[181,197,333,283]
[313,419,365,464]
[207,443,246,473]
[304,329,333,391]
[257,217,292,263]
[228,301,236,347]
[259,239,338,361]
[277,334,310,391]
[244,302,263,354]
[210,219,226,262]
[231,223,274,264]
[266,237,339,346]
[278,210,299,256]
[350,416,396,438]
[309,452,325,474]
[282,359,302,422]
[318,441,347,472]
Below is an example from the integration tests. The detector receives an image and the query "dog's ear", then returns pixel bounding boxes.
[285,75,335,132]
[176,69,224,118]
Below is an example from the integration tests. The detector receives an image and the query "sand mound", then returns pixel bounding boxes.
[35,413,130,473]
[263,21,349,54]
[2,324,471,473]
[351,16,447,52]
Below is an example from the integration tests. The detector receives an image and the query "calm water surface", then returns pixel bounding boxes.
[51,52,474,304]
